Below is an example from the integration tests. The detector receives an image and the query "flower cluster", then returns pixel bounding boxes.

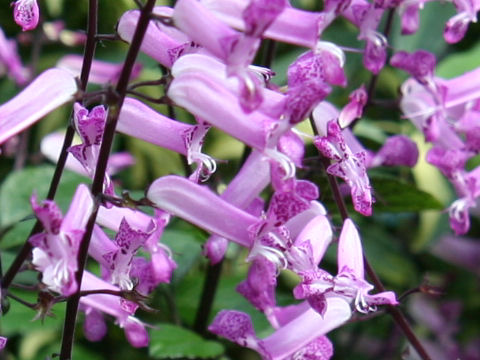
[1,0,479,359]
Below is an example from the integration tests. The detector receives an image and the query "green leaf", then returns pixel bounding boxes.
[391,2,452,55]
[162,228,203,283]
[370,174,444,212]
[0,217,35,249]
[437,41,480,78]
[0,165,87,228]
[149,324,224,359]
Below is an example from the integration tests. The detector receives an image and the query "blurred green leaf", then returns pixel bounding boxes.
[0,217,35,249]
[149,324,224,359]
[0,165,87,228]
[437,41,480,78]
[391,2,452,55]
[162,228,203,283]
[370,174,443,212]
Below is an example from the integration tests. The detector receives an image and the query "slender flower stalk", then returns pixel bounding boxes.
[60,1,157,358]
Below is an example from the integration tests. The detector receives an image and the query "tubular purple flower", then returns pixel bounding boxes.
[203,151,270,263]
[69,103,117,196]
[338,85,368,128]
[287,215,332,275]
[80,271,148,348]
[0,336,7,350]
[171,53,286,117]
[94,219,150,290]
[353,4,387,74]
[117,97,190,155]
[210,297,350,359]
[167,71,270,150]
[201,0,326,48]
[444,0,480,44]
[370,135,419,167]
[242,0,286,38]
[29,184,94,296]
[236,257,278,320]
[313,115,373,216]
[117,6,192,68]
[390,50,436,85]
[57,55,142,85]
[13,0,39,31]
[95,206,177,286]
[0,68,77,145]
[174,0,242,62]
[0,27,29,85]
[294,219,398,314]
[83,308,107,342]
[147,175,258,247]
[117,97,216,181]
[398,2,423,35]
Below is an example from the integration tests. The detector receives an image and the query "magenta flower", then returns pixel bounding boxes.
[95,206,177,288]
[313,114,373,216]
[338,85,368,128]
[29,184,94,296]
[117,6,192,68]
[202,0,329,48]
[0,27,29,85]
[444,0,480,44]
[294,219,398,315]
[12,0,39,31]
[209,297,351,359]
[391,50,436,85]
[370,135,419,168]
[80,271,148,347]
[69,103,118,196]
[0,68,77,145]
[117,97,215,182]
[0,336,6,350]
[147,175,257,248]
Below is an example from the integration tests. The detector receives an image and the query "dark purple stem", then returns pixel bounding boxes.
[59,1,156,358]
[1,0,99,292]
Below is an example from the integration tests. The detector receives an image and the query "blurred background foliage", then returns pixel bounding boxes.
[0,0,479,359]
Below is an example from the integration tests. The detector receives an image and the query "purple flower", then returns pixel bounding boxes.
[391,50,436,85]
[444,0,480,44]
[147,175,257,247]
[338,85,368,128]
[0,336,6,350]
[29,184,94,296]
[0,68,77,145]
[370,135,419,167]
[80,271,148,347]
[12,0,39,31]
[117,6,192,68]
[209,297,351,359]
[202,0,330,48]
[294,219,398,314]
[313,115,373,216]
[0,27,29,85]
